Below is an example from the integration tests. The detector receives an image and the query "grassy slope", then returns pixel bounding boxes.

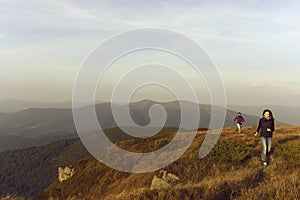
[0,127,180,199]
[37,126,300,200]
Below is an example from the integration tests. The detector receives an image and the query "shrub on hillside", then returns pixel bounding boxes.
[206,140,251,163]
[274,143,300,159]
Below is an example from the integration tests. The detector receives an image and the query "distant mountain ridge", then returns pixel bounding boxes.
[0,99,72,113]
[0,99,106,113]
[0,100,288,152]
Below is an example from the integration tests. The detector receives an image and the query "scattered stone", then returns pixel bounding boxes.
[58,166,75,182]
[161,169,179,183]
[150,170,179,190]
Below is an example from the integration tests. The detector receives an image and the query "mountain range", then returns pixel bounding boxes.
[1,99,299,125]
[0,100,284,152]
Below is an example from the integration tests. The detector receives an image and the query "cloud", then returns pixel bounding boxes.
[1,0,300,43]
[249,82,266,88]
[1,0,300,105]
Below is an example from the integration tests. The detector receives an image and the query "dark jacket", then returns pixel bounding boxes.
[256,117,275,138]
[234,115,245,125]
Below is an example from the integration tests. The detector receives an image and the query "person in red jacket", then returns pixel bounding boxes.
[234,112,245,133]
[255,109,275,166]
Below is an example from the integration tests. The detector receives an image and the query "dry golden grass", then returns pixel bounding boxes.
[37,126,300,200]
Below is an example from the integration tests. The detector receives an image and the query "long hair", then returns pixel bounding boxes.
[262,109,274,119]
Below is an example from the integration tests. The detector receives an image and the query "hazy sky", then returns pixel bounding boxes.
[1,0,300,105]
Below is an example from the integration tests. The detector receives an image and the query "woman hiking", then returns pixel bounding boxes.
[255,109,275,166]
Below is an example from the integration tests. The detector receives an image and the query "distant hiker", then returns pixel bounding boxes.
[234,112,245,133]
[255,109,275,166]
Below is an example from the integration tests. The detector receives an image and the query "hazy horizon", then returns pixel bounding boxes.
[1,97,300,108]
[1,0,300,106]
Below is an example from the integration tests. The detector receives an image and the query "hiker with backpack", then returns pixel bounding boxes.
[234,112,245,133]
[255,109,275,166]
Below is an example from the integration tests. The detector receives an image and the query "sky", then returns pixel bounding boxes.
[1,0,300,106]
